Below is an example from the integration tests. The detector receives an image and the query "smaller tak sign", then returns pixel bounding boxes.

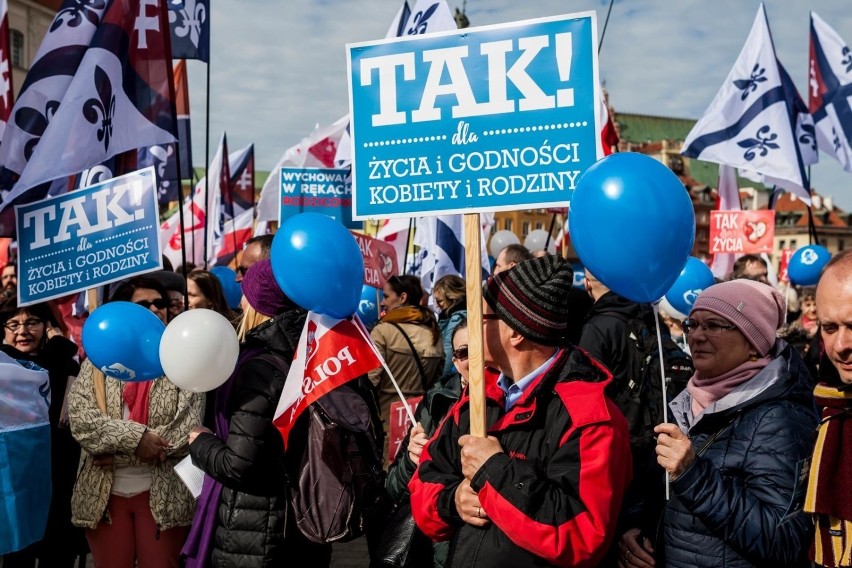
[350,231,398,288]
[15,167,162,306]
[709,210,775,254]
[347,11,601,219]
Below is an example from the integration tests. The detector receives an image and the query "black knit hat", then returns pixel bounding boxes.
[483,254,573,346]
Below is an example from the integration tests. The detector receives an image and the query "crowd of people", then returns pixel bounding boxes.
[1,238,850,568]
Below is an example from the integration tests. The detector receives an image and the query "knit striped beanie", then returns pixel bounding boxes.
[483,254,573,346]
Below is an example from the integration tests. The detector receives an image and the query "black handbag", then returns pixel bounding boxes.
[375,501,432,568]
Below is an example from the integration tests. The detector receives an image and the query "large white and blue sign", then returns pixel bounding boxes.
[16,167,162,306]
[347,12,600,220]
[279,167,360,229]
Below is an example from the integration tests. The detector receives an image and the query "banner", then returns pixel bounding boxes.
[351,230,399,288]
[347,12,600,219]
[709,210,775,254]
[16,167,161,305]
[279,167,358,229]
[777,248,795,283]
[388,395,421,463]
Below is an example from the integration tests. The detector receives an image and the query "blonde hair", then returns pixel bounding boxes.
[237,303,271,341]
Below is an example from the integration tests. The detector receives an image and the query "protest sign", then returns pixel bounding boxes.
[16,167,161,306]
[279,167,360,229]
[350,230,399,288]
[777,248,795,283]
[709,210,775,254]
[347,12,600,219]
[388,395,422,464]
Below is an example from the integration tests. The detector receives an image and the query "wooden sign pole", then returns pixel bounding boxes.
[463,213,486,437]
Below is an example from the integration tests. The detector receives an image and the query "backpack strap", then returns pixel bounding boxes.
[387,322,429,391]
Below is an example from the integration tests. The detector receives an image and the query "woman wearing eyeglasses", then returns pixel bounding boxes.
[383,320,486,568]
[67,276,205,568]
[1,299,87,568]
[619,279,819,568]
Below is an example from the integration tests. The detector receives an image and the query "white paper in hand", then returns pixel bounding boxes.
[174,455,205,499]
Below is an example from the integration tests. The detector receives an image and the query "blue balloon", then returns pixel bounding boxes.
[271,213,365,318]
[210,266,242,309]
[357,285,383,326]
[788,244,831,286]
[569,152,695,303]
[664,257,716,316]
[82,302,165,382]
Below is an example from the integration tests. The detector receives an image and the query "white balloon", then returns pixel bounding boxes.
[488,230,521,258]
[159,309,240,393]
[524,229,556,255]
[658,296,688,321]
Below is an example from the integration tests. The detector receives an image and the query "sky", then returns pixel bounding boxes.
[183,0,852,210]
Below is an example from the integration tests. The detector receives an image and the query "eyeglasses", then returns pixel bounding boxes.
[136,298,170,311]
[236,265,248,277]
[682,318,738,337]
[4,318,43,333]
[452,346,469,361]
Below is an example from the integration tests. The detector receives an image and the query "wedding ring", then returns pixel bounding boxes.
[477,506,481,518]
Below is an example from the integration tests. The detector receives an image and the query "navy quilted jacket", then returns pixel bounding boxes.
[663,342,818,567]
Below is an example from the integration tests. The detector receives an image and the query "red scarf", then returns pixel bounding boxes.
[122,381,153,425]
[687,356,771,418]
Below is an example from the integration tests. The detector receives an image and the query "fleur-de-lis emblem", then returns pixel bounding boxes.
[842,46,852,74]
[798,123,816,153]
[169,0,206,49]
[15,100,60,160]
[737,125,779,160]
[83,66,115,152]
[733,63,767,101]
[51,0,107,33]
[406,4,438,35]
[832,127,842,152]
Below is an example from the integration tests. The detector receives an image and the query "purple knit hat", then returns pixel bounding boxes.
[241,259,295,317]
[689,279,785,356]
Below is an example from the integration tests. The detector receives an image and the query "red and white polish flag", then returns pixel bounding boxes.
[273,312,381,448]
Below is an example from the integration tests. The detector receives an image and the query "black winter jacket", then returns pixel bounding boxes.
[663,342,819,568]
[189,308,332,568]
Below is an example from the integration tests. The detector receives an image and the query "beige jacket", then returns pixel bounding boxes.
[68,358,204,530]
[369,320,443,463]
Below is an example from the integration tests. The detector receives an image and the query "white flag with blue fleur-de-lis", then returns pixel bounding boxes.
[0,0,177,214]
[808,11,852,173]
[682,3,812,204]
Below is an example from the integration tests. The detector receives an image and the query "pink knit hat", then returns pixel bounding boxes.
[689,279,785,356]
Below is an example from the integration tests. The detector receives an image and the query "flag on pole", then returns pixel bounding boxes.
[212,143,255,265]
[808,11,852,171]
[412,214,491,295]
[168,0,208,61]
[600,89,619,156]
[160,133,226,268]
[0,351,51,556]
[273,313,382,448]
[0,0,177,212]
[0,0,13,142]
[255,115,349,226]
[681,3,811,204]
[173,58,193,178]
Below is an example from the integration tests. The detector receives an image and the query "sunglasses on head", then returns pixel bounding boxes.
[452,346,469,361]
[136,298,169,310]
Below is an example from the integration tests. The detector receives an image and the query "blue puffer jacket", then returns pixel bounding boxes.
[663,342,818,568]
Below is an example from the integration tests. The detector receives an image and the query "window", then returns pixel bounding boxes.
[504,219,513,231]
[522,221,530,235]
[10,29,24,68]
[790,239,797,249]
[779,240,786,250]
[535,222,543,231]
[840,239,845,251]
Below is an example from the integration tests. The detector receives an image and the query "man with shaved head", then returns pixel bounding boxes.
[806,249,852,568]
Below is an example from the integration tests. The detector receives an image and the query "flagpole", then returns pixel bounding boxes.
[203,48,212,270]
[598,0,615,54]
[544,212,557,253]
[404,217,414,273]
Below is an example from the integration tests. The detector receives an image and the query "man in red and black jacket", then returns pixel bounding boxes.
[408,254,632,568]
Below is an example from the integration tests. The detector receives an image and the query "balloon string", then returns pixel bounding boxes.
[351,314,417,426]
[652,301,670,501]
